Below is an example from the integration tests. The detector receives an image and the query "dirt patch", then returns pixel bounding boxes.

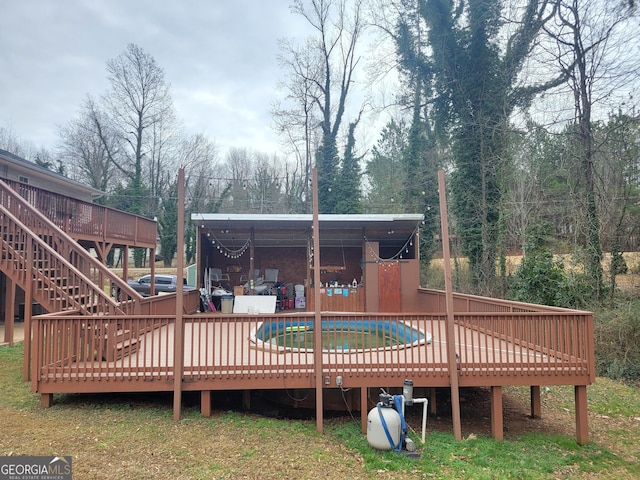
[400,387,573,440]
[245,386,577,441]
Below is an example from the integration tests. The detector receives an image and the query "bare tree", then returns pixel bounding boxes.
[58,96,118,192]
[0,123,55,166]
[220,147,253,213]
[101,43,175,219]
[274,38,322,213]
[279,0,366,213]
[542,0,639,299]
[249,153,285,214]
[177,133,226,263]
[0,123,27,157]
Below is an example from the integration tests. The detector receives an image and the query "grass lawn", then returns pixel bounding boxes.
[1,343,639,479]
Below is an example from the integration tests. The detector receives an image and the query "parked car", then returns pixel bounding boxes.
[127,274,195,297]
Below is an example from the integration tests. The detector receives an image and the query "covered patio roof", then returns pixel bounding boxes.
[191,213,424,249]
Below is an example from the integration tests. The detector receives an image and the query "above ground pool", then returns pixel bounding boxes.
[250,319,432,352]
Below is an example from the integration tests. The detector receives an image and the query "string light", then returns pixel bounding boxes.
[364,224,420,262]
[207,231,251,258]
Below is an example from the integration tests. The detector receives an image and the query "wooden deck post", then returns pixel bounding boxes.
[173,168,185,422]
[361,387,368,434]
[491,386,503,441]
[3,277,15,345]
[438,170,462,441]
[429,388,437,416]
[23,237,33,381]
[312,168,324,434]
[575,385,589,445]
[530,386,541,418]
[201,391,211,417]
[40,393,53,408]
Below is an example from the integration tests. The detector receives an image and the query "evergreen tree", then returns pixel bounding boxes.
[334,120,363,214]
[365,119,408,213]
[159,179,178,267]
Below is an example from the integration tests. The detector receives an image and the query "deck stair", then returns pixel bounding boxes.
[113,328,139,360]
[0,178,143,317]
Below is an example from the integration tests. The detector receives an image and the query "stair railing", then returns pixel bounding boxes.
[0,179,142,315]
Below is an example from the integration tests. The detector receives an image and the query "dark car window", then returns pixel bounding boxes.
[157,277,172,285]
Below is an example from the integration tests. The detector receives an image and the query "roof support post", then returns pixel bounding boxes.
[249,228,255,294]
[173,167,185,422]
[312,167,323,434]
[438,170,462,441]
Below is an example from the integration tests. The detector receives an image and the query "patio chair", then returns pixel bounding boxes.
[264,269,279,283]
[240,269,261,284]
[249,268,279,295]
[210,267,230,284]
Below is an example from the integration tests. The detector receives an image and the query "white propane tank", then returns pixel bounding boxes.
[367,404,402,450]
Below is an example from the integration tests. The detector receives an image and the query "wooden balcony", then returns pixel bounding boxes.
[1,178,156,249]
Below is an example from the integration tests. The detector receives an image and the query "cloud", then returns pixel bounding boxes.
[0,0,308,157]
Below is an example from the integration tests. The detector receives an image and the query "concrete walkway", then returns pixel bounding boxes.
[0,323,25,346]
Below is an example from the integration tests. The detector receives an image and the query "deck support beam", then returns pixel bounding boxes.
[3,277,15,345]
[361,387,368,434]
[575,385,589,445]
[201,391,211,417]
[491,386,503,441]
[22,242,33,381]
[40,393,53,408]
[429,388,437,416]
[530,386,541,418]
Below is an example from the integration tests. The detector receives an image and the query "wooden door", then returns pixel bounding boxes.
[378,261,401,312]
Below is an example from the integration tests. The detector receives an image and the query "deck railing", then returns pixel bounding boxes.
[0,179,143,315]
[0,204,131,315]
[1,178,156,248]
[455,312,594,385]
[31,308,595,394]
[418,288,573,313]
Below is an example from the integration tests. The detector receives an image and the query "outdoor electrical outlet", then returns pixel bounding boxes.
[336,375,343,386]
[324,376,331,385]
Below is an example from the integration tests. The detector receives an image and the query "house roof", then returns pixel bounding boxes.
[0,148,104,198]
[191,213,424,248]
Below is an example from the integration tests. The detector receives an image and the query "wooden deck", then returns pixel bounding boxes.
[29,288,594,444]
[34,312,591,391]
[1,172,596,444]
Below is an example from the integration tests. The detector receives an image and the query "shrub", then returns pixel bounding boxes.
[508,245,567,307]
[506,232,594,308]
[594,301,640,384]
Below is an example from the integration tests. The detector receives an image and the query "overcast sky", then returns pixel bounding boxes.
[0,0,322,158]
